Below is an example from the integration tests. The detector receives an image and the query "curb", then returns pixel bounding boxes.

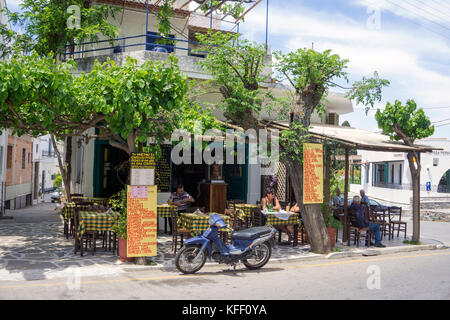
[120,243,448,272]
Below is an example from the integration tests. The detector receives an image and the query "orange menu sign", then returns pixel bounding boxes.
[126,185,157,257]
[303,143,323,204]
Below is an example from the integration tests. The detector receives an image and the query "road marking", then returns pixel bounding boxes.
[1,250,449,289]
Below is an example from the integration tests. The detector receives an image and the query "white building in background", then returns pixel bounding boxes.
[64,0,355,207]
[350,138,450,210]
[32,135,63,204]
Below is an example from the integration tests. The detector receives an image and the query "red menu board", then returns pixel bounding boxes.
[303,143,323,204]
[126,185,157,257]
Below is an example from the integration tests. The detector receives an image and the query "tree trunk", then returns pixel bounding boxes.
[286,159,331,254]
[65,136,73,200]
[407,151,421,242]
[50,134,71,202]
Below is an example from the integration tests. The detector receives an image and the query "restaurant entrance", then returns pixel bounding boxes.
[224,142,248,202]
[93,140,129,198]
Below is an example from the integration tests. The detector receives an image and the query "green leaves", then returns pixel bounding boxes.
[5,0,119,57]
[375,99,434,144]
[346,71,390,113]
[194,31,276,129]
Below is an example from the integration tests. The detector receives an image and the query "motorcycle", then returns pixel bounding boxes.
[175,214,276,274]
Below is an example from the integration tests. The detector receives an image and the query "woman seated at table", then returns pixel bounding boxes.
[261,187,281,212]
[261,188,293,243]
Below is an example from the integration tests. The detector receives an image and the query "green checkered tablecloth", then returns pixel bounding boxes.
[62,203,91,222]
[76,211,121,240]
[234,204,258,219]
[265,213,301,226]
[180,213,230,236]
[157,205,177,218]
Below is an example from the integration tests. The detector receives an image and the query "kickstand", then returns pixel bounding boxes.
[232,262,237,275]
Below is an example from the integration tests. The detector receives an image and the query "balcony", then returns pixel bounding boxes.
[42,150,57,158]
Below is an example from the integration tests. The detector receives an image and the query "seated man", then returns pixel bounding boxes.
[332,188,344,221]
[360,189,370,205]
[349,195,385,248]
[332,188,344,208]
[168,185,195,213]
[167,185,195,233]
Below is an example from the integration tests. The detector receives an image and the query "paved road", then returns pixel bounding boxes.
[0,249,449,300]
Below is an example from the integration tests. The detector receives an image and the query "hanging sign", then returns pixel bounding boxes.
[303,143,323,204]
[130,152,156,186]
[126,185,157,257]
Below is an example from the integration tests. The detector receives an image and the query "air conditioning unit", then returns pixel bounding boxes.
[327,113,339,125]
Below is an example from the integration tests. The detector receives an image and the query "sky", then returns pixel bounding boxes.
[4,0,450,139]
[237,0,450,139]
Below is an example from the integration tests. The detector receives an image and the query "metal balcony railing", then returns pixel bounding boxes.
[65,34,208,58]
[42,150,56,158]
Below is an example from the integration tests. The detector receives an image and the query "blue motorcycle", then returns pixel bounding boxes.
[175,214,276,274]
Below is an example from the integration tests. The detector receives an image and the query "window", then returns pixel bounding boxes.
[6,145,13,169]
[22,148,26,169]
[365,164,370,183]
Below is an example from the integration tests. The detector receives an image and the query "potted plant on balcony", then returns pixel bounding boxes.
[110,189,134,262]
[153,0,175,52]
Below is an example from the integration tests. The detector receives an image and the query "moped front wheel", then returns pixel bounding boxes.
[175,245,207,274]
[242,242,271,270]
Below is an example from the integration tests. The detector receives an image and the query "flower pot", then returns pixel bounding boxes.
[327,227,336,248]
[118,237,135,263]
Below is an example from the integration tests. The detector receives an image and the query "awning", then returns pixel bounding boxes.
[216,119,441,153]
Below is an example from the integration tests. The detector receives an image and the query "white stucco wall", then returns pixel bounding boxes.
[350,138,450,208]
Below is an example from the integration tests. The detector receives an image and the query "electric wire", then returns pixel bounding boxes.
[404,0,450,27]
[366,0,450,41]
[385,0,450,32]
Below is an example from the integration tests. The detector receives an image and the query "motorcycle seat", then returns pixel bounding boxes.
[231,226,272,241]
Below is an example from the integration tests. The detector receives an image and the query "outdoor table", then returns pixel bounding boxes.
[264,212,301,247]
[76,211,121,240]
[157,204,177,218]
[179,212,230,236]
[61,202,91,239]
[234,204,258,219]
[157,204,177,234]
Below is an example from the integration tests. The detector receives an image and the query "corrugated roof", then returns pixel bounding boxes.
[266,121,439,152]
[216,119,440,153]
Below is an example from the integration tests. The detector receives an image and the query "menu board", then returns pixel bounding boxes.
[130,153,156,186]
[155,145,171,193]
[303,143,323,204]
[126,185,157,257]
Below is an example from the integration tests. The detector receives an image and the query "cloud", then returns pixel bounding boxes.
[240,2,450,137]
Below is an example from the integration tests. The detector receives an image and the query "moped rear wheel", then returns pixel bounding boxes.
[242,242,271,270]
[175,245,206,274]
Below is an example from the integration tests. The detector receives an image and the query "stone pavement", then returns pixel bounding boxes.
[0,203,445,281]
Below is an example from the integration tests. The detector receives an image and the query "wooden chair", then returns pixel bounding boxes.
[370,207,391,240]
[347,209,371,247]
[73,202,96,257]
[251,207,264,227]
[389,206,407,238]
[171,207,191,254]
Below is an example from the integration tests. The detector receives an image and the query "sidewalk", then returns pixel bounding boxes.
[0,203,447,281]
